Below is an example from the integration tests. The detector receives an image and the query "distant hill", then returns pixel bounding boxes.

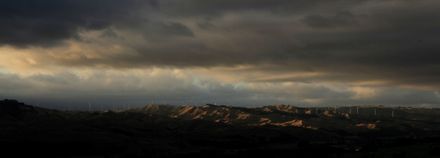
[1,100,440,157]
[131,103,440,131]
[0,99,39,117]
[136,104,324,128]
[0,99,58,121]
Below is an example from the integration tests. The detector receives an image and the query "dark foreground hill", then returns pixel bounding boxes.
[1,100,440,158]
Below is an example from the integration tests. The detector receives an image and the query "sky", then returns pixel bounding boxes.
[1,0,440,108]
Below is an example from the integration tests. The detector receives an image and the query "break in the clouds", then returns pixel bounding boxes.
[0,0,439,107]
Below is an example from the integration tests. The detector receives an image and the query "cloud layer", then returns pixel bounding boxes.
[0,0,439,107]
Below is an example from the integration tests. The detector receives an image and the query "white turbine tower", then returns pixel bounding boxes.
[356,106,359,115]
[88,103,92,112]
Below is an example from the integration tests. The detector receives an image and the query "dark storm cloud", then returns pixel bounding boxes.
[0,0,369,47]
[142,21,195,40]
[158,0,368,16]
[301,11,358,28]
[2,0,440,89]
[0,0,155,47]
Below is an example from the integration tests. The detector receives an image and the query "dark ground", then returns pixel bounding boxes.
[1,99,440,158]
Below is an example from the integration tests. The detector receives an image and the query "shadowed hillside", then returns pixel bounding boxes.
[1,99,440,158]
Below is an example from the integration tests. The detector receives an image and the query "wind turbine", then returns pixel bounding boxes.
[88,103,92,112]
[356,106,359,115]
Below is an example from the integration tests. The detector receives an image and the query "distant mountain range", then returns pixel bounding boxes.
[136,104,338,129]
[2,99,440,157]
[128,103,440,131]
